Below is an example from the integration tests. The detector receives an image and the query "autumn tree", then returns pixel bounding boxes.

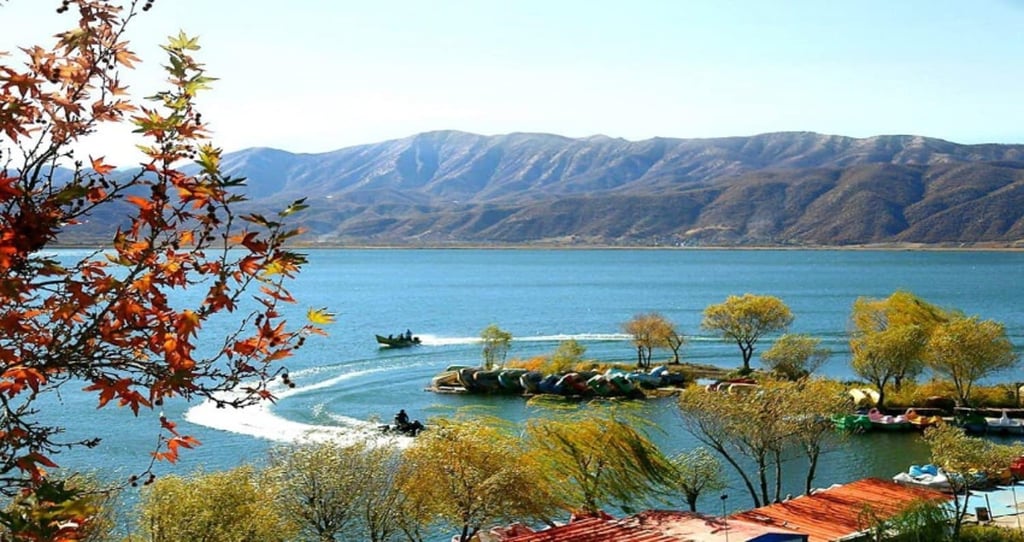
[701,294,793,373]
[268,440,401,542]
[677,378,848,507]
[480,324,513,370]
[788,378,851,495]
[0,473,120,542]
[677,380,786,507]
[848,291,946,409]
[760,333,830,380]
[0,2,328,537]
[358,444,406,542]
[135,466,296,542]
[923,424,1024,539]
[622,312,682,369]
[525,406,675,515]
[924,315,1018,407]
[396,417,558,542]
[668,447,725,513]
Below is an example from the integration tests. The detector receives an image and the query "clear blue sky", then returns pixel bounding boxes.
[3,0,1024,164]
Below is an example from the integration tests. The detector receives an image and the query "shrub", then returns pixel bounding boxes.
[960,524,1024,542]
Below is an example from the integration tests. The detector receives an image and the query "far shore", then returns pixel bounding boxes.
[49,241,1024,252]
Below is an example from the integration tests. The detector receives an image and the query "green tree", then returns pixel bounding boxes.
[760,334,830,380]
[526,406,675,515]
[480,324,513,370]
[397,418,557,542]
[885,500,952,542]
[849,291,945,409]
[668,447,725,513]
[135,466,296,542]
[702,294,793,373]
[922,424,1024,539]
[924,315,1018,406]
[268,440,400,542]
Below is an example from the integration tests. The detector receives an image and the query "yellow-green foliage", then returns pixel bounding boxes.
[883,380,957,409]
[882,380,1020,409]
[136,466,295,542]
[960,524,1024,542]
[507,357,640,376]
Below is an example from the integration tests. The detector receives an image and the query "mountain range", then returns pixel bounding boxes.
[79,131,1024,247]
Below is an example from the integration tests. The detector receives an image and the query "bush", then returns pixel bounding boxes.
[136,466,295,542]
[885,379,1020,410]
[960,524,1024,542]
[885,380,958,410]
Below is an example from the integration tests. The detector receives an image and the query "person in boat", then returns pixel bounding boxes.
[395,409,409,428]
[405,329,413,340]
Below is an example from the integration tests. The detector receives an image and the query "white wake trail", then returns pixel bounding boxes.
[184,366,412,447]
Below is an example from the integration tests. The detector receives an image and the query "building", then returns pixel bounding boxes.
[730,478,950,542]
[501,510,806,542]
[494,478,949,542]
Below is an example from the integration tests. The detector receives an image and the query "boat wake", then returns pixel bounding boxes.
[183,365,415,447]
[415,332,632,346]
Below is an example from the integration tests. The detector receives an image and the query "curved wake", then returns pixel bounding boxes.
[183,365,414,447]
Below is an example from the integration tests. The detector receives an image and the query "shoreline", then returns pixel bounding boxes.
[48,242,1024,252]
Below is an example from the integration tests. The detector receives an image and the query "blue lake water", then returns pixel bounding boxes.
[46,248,1024,517]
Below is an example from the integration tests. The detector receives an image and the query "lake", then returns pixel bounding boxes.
[46,248,1024,516]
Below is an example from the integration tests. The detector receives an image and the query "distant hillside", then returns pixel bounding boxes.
[66,131,1024,247]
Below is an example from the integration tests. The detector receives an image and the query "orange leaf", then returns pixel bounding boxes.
[125,195,153,211]
[89,155,116,175]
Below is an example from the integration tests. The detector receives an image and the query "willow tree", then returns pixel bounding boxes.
[924,315,1018,406]
[848,291,946,408]
[525,406,675,515]
[0,2,327,538]
[480,324,513,370]
[702,294,793,373]
[397,418,558,542]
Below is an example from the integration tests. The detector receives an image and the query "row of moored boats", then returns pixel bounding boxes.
[893,456,1024,492]
[833,408,1024,434]
[431,365,684,397]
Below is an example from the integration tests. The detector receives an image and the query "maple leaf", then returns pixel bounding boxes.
[306,307,336,325]
[89,155,116,175]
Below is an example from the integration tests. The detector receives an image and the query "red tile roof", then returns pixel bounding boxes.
[624,510,805,542]
[502,516,680,542]
[730,478,950,542]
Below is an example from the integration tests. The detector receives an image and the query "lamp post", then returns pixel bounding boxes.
[720,494,729,542]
